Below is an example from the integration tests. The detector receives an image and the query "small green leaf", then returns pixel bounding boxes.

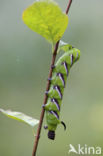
[58,40,73,53]
[22,0,68,44]
[0,108,39,127]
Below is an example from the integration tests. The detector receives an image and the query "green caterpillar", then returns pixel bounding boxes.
[43,47,80,140]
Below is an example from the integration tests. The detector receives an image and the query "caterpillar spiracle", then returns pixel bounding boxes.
[43,47,80,140]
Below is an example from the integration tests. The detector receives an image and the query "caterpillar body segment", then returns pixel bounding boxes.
[46,111,60,129]
[44,48,80,140]
[46,85,64,100]
[44,98,61,111]
[53,61,70,76]
[50,73,67,88]
[54,48,80,68]
[52,49,80,77]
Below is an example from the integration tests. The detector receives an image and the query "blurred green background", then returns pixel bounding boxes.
[0,0,103,155]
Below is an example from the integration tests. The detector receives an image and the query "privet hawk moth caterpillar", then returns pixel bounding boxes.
[43,47,80,140]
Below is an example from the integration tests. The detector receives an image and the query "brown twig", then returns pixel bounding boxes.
[32,0,72,156]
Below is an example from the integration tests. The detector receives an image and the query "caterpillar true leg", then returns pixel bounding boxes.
[45,91,49,95]
[51,65,55,69]
[48,77,52,81]
[44,125,48,129]
[42,104,45,108]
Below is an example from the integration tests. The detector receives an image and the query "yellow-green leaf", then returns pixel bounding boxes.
[22,0,68,44]
[0,108,39,127]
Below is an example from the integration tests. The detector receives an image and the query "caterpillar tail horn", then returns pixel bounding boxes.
[61,121,66,130]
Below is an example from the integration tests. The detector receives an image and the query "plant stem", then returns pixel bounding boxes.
[32,0,72,156]
[66,0,72,14]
